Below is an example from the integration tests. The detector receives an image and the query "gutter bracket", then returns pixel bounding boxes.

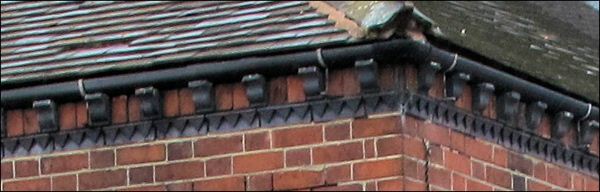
[577,120,598,149]
[525,101,548,131]
[188,80,215,113]
[355,59,380,93]
[417,61,442,95]
[496,91,521,126]
[242,74,267,107]
[552,111,574,140]
[472,83,495,114]
[33,99,59,133]
[84,93,111,126]
[445,72,471,101]
[135,87,162,120]
[298,66,325,100]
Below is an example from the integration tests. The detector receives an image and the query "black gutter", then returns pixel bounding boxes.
[1,39,598,121]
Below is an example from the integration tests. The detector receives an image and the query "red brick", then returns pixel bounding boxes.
[546,165,572,189]
[233,151,283,173]
[3,178,50,191]
[52,175,76,191]
[215,84,233,111]
[450,131,465,153]
[561,126,577,147]
[269,76,288,105]
[430,145,444,165]
[585,176,599,191]
[313,184,362,191]
[59,103,77,130]
[507,152,532,175]
[129,166,153,184]
[313,142,363,164]
[273,170,324,190]
[366,181,377,191]
[472,161,486,180]
[378,64,397,91]
[272,125,322,148]
[429,167,451,189]
[325,164,351,184]
[353,158,402,180]
[464,137,493,162]
[75,102,88,128]
[206,157,231,177]
[117,144,165,165]
[194,176,245,191]
[538,115,552,139]
[195,135,242,157]
[452,173,466,191]
[404,179,427,191]
[445,150,471,175]
[591,132,599,155]
[41,153,88,174]
[403,158,425,181]
[155,160,204,182]
[247,173,273,191]
[352,116,400,138]
[127,96,141,122]
[168,141,193,161]
[342,68,360,95]
[326,69,344,96]
[1,162,13,180]
[423,122,450,146]
[377,135,403,157]
[324,123,350,141]
[90,150,114,168]
[573,174,585,191]
[402,116,423,138]
[484,95,497,119]
[493,147,508,167]
[79,169,127,190]
[123,185,165,191]
[7,109,24,137]
[405,65,418,92]
[23,109,39,135]
[245,131,270,151]
[287,76,305,103]
[15,160,39,177]
[286,148,311,167]
[167,182,193,191]
[112,96,128,124]
[365,139,375,158]
[533,162,546,181]
[456,85,472,111]
[527,179,552,191]
[163,90,180,117]
[179,88,195,115]
[403,137,425,160]
[485,166,511,189]
[378,178,403,191]
[467,179,493,191]
[232,83,249,109]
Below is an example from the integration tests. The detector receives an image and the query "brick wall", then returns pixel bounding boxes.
[1,64,598,191]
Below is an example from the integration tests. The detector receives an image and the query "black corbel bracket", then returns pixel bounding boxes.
[497,91,521,125]
[551,111,574,140]
[189,80,215,113]
[33,99,59,133]
[1,108,5,137]
[298,66,324,100]
[242,74,267,107]
[135,87,162,120]
[578,120,599,149]
[525,101,547,131]
[445,72,471,100]
[472,83,495,114]
[84,93,111,126]
[355,59,379,93]
[417,61,442,95]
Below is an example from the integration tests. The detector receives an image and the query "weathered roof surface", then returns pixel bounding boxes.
[413,1,599,103]
[1,1,356,86]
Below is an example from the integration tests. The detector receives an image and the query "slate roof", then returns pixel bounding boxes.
[1,1,355,86]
